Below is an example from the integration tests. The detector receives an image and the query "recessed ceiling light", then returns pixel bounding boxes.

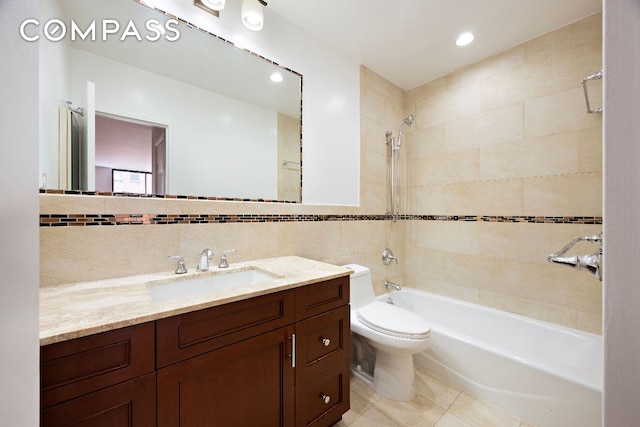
[270,72,283,83]
[456,32,475,47]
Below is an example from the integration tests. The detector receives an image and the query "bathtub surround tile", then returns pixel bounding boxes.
[522,172,603,216]
[445,104,524,151]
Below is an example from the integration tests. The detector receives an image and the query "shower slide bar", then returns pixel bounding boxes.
[581,70,603,114]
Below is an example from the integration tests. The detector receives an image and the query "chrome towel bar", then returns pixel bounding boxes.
[581,70,603,114]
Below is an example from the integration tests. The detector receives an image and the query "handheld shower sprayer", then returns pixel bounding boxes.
[397,114,415,149]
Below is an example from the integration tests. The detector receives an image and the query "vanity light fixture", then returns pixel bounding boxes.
[195,0,221,16]
[242,0,267,31]
[201,0,225,11]
[195,0,268,31]
[456,32,475,47]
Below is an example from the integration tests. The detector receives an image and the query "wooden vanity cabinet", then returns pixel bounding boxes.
[156,276,350,427]
[40,275,350,427]
[155,290,297,426]
[40,322,156,426]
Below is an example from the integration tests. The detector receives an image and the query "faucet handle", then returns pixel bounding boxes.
[219,249,236,269]
[382,248,398,265]
[167,255,187,274]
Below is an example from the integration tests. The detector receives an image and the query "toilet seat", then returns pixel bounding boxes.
[357,301,431,340]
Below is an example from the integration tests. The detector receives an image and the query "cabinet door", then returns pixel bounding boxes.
[41,372,156,427]
[158,326,295,427]
[295,306,350,427]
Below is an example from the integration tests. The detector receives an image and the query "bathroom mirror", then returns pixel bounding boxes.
[39,0,302,202]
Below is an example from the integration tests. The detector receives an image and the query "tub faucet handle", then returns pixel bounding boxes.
[167,255,187,274]
[382,248,398,265]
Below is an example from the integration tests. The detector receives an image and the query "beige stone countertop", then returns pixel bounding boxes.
[40,256,352,346]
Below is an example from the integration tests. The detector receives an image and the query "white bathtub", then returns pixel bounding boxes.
[380,289,602,427]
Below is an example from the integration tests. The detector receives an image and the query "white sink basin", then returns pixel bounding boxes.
[146,268,281,302]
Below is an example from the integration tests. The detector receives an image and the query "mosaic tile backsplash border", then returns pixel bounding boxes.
[40,213,603,227]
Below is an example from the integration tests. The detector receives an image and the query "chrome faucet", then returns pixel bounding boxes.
[168,255,187,274]
[384,281,401,291]
[547,233,603,281]
[197,249,214,271]
[218,249,236,268]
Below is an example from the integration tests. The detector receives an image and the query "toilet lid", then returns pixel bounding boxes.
[357,301,431,340]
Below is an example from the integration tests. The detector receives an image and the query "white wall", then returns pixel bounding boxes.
[67,47,278,199]
[0,0,40,424]
[38,0,69,189]
[603,0,640,424]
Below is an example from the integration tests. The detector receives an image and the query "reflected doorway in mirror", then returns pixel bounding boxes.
[95,113,167,195]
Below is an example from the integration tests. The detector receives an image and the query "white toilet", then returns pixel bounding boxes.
[344,264,431,402]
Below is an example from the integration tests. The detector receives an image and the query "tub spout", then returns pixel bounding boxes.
[385,281,401,291]
[547,251,602,280]
[547,234,602,281]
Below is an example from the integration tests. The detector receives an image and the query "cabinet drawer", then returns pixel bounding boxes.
[40,322,155,408]
[157,289,295,367]
[295,276,349,320]
[41,372,156,427]
[295,364,350,427]
[295,305,350,382]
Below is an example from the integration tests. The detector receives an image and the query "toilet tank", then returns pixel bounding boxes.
[343,264,376,310]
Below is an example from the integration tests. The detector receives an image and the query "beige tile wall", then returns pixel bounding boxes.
[39,13,602,335]
[39,195,405,298]
[402,13,603,332]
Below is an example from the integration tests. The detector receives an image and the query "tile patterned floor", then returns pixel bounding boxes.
[335,368,536,427]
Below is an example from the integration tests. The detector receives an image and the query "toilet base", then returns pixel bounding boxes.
[352,350,416,402]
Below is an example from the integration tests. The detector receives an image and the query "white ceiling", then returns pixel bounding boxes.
[267,0,603,90]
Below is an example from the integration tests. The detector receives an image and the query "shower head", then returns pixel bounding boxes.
[396,114,415,149]
[403,114,415,127]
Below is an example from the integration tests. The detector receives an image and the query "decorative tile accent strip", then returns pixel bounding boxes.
[39,189,300,203]
[39,213,603,227]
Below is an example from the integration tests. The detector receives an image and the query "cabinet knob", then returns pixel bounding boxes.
[321,338,331,347]
[320,394,331,404]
